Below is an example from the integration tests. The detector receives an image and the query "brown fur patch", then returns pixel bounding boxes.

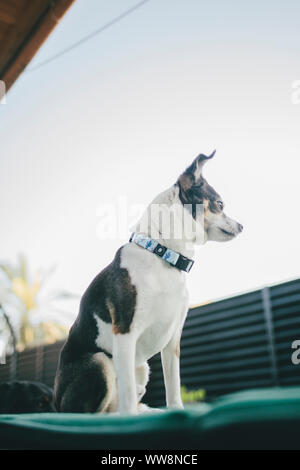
[106,299,119,334]
[112,324,121,335]
[106,298,125,335]
[106,299,115,319]
[203,199,210,215]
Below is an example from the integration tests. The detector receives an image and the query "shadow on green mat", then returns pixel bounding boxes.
[0,387,300,450]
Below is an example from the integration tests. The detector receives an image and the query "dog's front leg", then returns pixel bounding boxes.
[113,333,138,414]
[161,330,183,409]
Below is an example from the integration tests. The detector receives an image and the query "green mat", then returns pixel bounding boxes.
[1,386,300,449]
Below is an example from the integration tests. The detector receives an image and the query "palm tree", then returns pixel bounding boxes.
[0,303,17,375]
[0,254,77,351]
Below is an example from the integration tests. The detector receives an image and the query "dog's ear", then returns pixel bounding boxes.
[178,150,216,191]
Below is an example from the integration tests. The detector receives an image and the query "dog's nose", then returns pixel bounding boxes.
[238,223,243,233]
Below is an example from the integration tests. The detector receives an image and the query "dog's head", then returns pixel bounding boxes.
[177,151,243,244]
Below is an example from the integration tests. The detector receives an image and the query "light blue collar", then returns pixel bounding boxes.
[129,232,194,273]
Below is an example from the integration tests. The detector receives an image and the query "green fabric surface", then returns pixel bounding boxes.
[0,386,300,449]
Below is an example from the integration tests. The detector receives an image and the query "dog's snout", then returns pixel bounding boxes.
[237,223,243,233]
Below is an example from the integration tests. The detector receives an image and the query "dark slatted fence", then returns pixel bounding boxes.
[144,279,300,406]
[270,281,300,387]
[0,341,64,387]
[0,279,300,406]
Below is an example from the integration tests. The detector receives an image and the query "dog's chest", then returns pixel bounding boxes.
[121,244,189,363]
[93,244,189,364]
[135,291,188,365]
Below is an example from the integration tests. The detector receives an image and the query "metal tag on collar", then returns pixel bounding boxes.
[154,244,167,257]
[185,259,194,273]
[176,255,194,273]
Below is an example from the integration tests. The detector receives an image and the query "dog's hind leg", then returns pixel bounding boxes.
[94,352,118,412]
[135,362,149,403]
[56,352,117,413]
[135,363,163,413]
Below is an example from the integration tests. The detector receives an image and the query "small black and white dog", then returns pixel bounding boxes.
[54,152,243,414]
[0,381,55,413]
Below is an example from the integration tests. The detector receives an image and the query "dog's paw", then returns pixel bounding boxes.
[168,404,184,410]
[138,403,164,414]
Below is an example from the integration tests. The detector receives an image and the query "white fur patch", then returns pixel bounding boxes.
[94,314,113,355]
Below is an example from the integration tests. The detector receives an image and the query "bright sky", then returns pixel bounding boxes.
[1,0,300,318]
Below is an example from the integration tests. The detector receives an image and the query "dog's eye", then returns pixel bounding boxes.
[217,201,223,210]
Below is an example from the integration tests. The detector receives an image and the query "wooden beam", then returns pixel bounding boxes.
[0,0,50,76]
[0,1,19,25]
[1,0,76,92]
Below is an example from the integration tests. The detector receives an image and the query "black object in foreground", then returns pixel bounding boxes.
[0,380,55,414]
